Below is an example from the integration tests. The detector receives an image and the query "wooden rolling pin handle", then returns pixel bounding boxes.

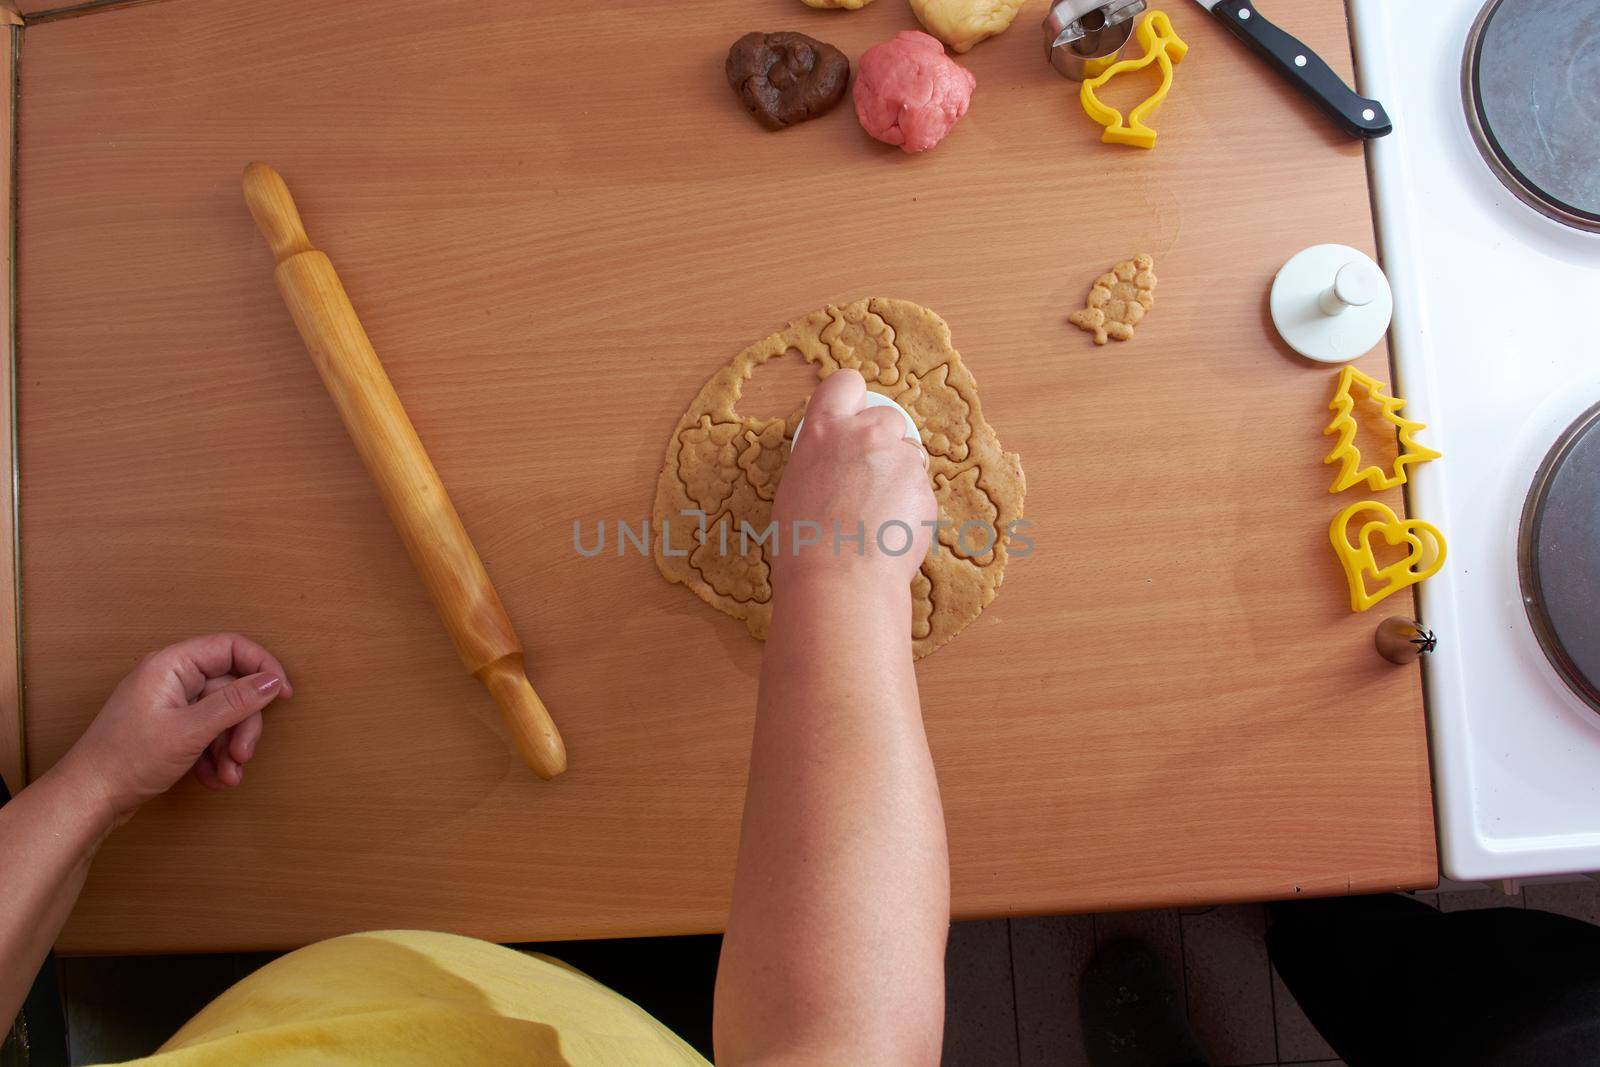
[242,162,566,780]
[477,655,568,780]
[242,162,312,263]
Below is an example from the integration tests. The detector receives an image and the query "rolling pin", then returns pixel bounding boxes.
[242,162,566,779]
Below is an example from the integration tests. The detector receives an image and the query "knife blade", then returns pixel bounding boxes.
[1192,0,1391,138]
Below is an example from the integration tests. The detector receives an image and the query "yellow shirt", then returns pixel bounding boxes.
[114,930,710,1066]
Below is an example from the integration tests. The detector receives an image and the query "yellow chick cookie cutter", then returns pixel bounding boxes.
[1079,10,1188,149]
[1323,366,1441,493]
[1329,501,1447,612]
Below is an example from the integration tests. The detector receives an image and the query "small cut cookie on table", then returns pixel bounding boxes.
[1068,253,1157,344]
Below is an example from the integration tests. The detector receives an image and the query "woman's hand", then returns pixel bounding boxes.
[773,369,937,591]
[0,634,292,1024]
[56,633,294,823]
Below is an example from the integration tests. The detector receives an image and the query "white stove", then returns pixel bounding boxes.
[1350,0,1600,881]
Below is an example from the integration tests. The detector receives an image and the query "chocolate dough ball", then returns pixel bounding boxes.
[726,31,851,130]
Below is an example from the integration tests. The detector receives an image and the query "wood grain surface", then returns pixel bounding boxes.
[16,0,1436,954]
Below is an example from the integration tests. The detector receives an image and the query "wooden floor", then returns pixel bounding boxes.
[62,882,1600,1065]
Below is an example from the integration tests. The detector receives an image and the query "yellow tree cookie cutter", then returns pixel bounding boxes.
[1079,10,1188,149]
[1323,365,1441,493]
[1329,501,1447,612]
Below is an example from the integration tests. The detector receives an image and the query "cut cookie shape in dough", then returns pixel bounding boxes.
[909,0,1026,53]
[1068,253,1157,344]
[653,298,1026,659]
[854,31,976,153]
[726,31,851,130]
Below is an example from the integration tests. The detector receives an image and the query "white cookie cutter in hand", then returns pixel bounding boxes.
[791,391,922,451]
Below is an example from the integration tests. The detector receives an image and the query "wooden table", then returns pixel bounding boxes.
[4,0,1435,955]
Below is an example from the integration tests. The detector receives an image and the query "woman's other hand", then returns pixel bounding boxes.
[57,633,293,823]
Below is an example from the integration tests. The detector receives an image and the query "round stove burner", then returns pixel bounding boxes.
[1520,401,1600,713]
[1464,0,1600,233]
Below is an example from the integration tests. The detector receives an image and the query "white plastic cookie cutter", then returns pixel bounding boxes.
[1270,244,1393,363]
[791,391,922,450]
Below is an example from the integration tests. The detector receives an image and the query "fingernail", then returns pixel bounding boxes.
[243,738,257,760]
[253,673,282,696]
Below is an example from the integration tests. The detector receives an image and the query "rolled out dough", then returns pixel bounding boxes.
[652,298,1026,659]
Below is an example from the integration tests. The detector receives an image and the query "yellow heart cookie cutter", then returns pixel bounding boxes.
[1329,500,1447,612]
[1079,10,1188,149]
[1323,366,1441,493]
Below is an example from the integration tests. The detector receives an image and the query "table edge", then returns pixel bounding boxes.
[0,24,20,792]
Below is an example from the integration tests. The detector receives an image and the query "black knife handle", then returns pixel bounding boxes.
[1211,0,1391,139]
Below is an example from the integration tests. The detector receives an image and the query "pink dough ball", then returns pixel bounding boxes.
[852,30,976,154]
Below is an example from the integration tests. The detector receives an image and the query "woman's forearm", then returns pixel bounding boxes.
[0,633,292,1028]
[715,574,950,1065]
[0,758,115,1025]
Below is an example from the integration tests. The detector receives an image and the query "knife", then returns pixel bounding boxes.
[1192,0,1391,138]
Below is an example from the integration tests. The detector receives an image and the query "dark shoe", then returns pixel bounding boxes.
[1079,939,1208,1067]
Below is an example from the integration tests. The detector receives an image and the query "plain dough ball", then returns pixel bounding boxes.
[909,0,1025,52]
[853,30,976,153]
[801,0,876,7]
